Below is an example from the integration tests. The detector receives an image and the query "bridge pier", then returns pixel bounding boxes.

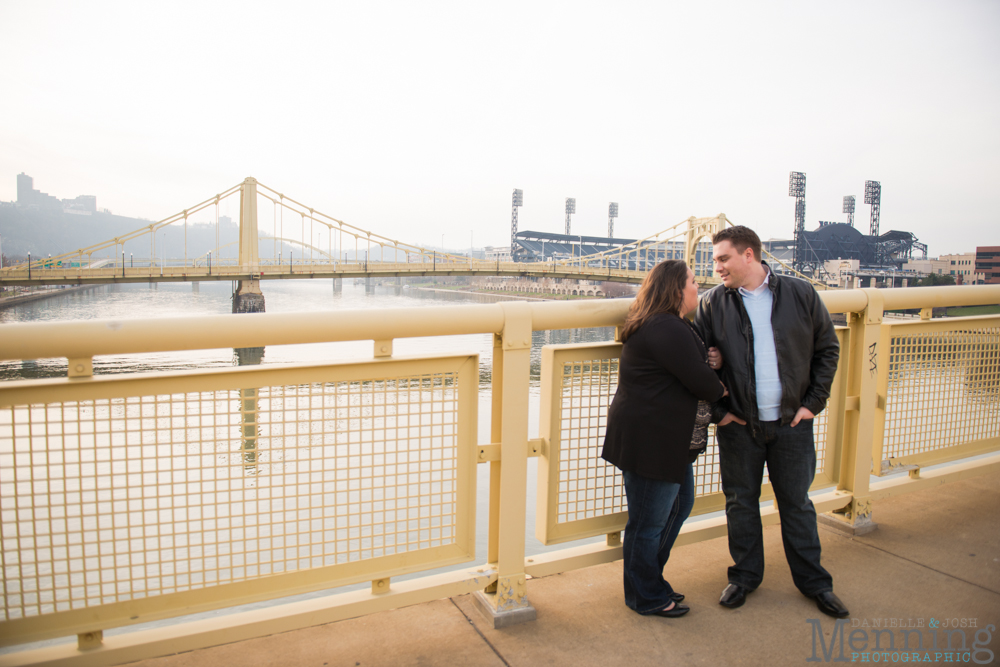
[333,277,342,294]
[233,278,265,313]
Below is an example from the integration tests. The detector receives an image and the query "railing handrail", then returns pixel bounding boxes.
[0,300,632,362]
[1,285,997,363]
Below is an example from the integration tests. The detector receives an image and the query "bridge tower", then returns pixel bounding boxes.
[684,214,726,277]
[233,177,266,314]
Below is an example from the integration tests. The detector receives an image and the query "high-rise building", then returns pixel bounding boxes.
[15,173,95,213]
[976,246,1000,285]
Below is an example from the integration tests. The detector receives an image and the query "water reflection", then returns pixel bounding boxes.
[240,387,260,472]
[0,281,617,385]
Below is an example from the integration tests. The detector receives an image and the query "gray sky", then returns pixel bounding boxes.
[1,0,997,255]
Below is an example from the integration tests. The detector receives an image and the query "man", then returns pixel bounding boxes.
[694,225,848,619]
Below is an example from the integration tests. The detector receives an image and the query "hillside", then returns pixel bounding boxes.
[0,205,238,260]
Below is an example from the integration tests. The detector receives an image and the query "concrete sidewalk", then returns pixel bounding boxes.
[129,472,1000,667]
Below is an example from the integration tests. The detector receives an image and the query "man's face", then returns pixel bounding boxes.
[712,240,755,289]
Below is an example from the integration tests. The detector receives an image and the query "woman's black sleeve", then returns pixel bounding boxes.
[648,317,726,402]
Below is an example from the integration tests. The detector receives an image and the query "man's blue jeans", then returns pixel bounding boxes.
[716,419,833,596]
[622,470,682,613]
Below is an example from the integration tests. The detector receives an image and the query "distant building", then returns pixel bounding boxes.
[484,246,512,262]
[822,258,860,287]
[15,172,96,214]
[902,257,951,276]
[976,246,1000,285]
[63,195,97,215]
[939,252,983,285]
[16,173,62,210]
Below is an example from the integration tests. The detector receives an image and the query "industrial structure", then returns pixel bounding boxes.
[782,173,927,278]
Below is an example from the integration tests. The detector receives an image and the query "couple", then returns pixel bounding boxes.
[601,225,849,619]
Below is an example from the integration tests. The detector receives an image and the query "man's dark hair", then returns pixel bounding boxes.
[712,225,762,262]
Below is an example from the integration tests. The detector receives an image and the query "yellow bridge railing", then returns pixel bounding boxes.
[0,285,998,665]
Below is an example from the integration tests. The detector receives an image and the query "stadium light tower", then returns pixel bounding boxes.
[608,202,618,238]
[843,195,856,227]
[511,188,523,248]
[565,198,576,235]
[789,171,806,272]
[865,180,881,237]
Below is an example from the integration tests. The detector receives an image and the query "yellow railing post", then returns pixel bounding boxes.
[485,332,504,589]
[473,303,536,627]
[827,289,886,534]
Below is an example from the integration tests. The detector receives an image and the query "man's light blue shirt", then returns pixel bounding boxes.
[739,271,782,421]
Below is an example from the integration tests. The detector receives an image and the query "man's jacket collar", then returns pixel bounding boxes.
[724,260,777,295]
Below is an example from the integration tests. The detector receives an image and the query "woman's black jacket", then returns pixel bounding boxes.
[601,312,725,483]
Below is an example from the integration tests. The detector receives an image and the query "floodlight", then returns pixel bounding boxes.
[565,198,576,215]
[789,172,806,198]
[843,195,856,227]
[510,188,524,249]
[865,180,881,237]
[864,180,880,205]
[788,171,807,273]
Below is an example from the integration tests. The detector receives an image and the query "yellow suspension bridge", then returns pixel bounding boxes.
[0,177,817,299]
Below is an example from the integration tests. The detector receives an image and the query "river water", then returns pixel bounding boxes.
[0,279,615,638]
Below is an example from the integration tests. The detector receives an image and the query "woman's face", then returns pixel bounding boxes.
[680,268,699,316]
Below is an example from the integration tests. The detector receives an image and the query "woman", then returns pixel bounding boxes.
[602,259,725,617]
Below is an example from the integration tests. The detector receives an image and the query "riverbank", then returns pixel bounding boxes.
[412,285,612,301]
[0,284,99,310]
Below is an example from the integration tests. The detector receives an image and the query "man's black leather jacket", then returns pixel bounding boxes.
[693,264,840,430]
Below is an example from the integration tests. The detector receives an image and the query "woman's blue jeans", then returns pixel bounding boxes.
[661,462,695,571]
[622,469,687,613]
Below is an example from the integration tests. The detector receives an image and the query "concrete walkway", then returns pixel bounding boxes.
[128,472,1000,667]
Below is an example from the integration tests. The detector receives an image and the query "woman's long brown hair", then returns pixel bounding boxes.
[620,259,689,343]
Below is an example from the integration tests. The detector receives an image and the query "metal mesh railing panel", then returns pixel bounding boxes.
[883,325,1000,460]
[553,354,832,527]
[0,372,463,621]
[556,358,622,523]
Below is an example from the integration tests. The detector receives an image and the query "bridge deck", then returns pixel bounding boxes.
[0,262,722,288]
[121,470,999,667]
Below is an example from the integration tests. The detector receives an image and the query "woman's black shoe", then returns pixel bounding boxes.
[651,602,690,618]
[670,591,685,602]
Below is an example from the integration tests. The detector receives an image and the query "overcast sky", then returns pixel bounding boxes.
[1,1,997,255]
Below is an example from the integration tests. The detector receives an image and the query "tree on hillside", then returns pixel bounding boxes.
[918,273,956,287]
